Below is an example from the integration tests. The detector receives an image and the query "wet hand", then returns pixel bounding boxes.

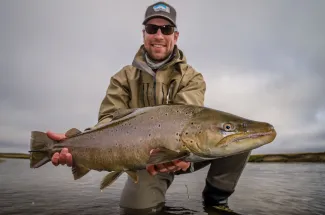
[46,131,73,167]
[146,149,190,176]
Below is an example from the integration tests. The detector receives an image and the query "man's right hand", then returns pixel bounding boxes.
[46,131,73,167]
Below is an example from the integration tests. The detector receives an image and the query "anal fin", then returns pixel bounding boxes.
[100,171,123,190]
[126,171,138,183]
[72,164,90,180]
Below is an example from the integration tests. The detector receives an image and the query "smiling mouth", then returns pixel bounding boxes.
[151,44,165,48]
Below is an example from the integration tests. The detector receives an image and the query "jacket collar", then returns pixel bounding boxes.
[132,45,187,76]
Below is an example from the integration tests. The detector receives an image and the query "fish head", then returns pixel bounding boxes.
[181,107,277,158]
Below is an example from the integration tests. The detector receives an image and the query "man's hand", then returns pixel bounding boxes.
[146,149,190,175]
[46,131,73,167]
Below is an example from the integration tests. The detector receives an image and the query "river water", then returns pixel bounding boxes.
[0,159,324,215]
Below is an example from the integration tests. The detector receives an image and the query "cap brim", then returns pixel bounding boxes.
[142,15,176,27]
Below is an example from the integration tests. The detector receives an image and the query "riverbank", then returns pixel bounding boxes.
[1,151,325,163]
[248,152,325,163]
[0,153,29,159]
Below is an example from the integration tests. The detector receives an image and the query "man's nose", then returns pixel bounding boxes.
[154,29,164,38]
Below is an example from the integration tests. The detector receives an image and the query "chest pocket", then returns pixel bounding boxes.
[138,70,183,107]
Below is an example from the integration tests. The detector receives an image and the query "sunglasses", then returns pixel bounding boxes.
[144,24,175,35]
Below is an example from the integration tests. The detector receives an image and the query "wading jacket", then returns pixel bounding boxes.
[92,45,206,129]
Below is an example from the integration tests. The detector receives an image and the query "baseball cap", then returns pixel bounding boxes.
[142,1,177,27]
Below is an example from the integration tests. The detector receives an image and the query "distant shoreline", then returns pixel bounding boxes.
[248,152,325,163]
[0,153,30,159]
[1,152,325,163]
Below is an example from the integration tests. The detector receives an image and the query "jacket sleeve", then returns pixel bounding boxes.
[85,67,131,130]
[173,67,206,106]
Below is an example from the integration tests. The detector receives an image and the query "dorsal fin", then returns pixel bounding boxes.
[111,108,137,121]
[65,128,82,138]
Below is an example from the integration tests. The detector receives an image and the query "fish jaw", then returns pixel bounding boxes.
[183,129,276,161]
[210,128,277,157]
[181,114,277,159]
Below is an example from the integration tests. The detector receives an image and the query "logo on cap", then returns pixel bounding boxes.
[153,3,170,13]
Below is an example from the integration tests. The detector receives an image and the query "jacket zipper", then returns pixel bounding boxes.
[153,74,157,105]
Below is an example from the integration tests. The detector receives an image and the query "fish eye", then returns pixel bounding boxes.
[223,123,235,131]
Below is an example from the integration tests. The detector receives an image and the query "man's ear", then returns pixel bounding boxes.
[174,31,179,42]
[142,29,145,41]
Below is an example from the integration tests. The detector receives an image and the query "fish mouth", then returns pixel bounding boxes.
[219,130,277,147]
[230,131,276,143]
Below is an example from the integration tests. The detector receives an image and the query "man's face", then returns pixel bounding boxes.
[143,18,179,61]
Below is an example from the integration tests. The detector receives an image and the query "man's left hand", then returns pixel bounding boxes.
[146,149,190,175]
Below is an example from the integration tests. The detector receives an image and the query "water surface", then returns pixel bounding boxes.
[0,159,324,215]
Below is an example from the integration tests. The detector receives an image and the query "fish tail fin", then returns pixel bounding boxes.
[29,131,55,168]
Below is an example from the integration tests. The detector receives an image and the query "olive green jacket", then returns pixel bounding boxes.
[93,45,206,129]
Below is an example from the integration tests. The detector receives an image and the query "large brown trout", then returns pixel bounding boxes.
[29,104,276,190]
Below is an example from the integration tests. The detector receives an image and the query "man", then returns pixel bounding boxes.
[47,2,251,214]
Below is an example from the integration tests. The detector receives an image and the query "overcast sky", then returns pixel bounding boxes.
[0,0,324,154]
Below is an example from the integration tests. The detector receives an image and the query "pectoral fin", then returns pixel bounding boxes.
[147,148,190,165]
[126,171,138,183]
[65,128,82,138]
[100,171,123,190]
[72,164,90,180]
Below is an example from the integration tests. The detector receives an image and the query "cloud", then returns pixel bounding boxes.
[0,0,324,154]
